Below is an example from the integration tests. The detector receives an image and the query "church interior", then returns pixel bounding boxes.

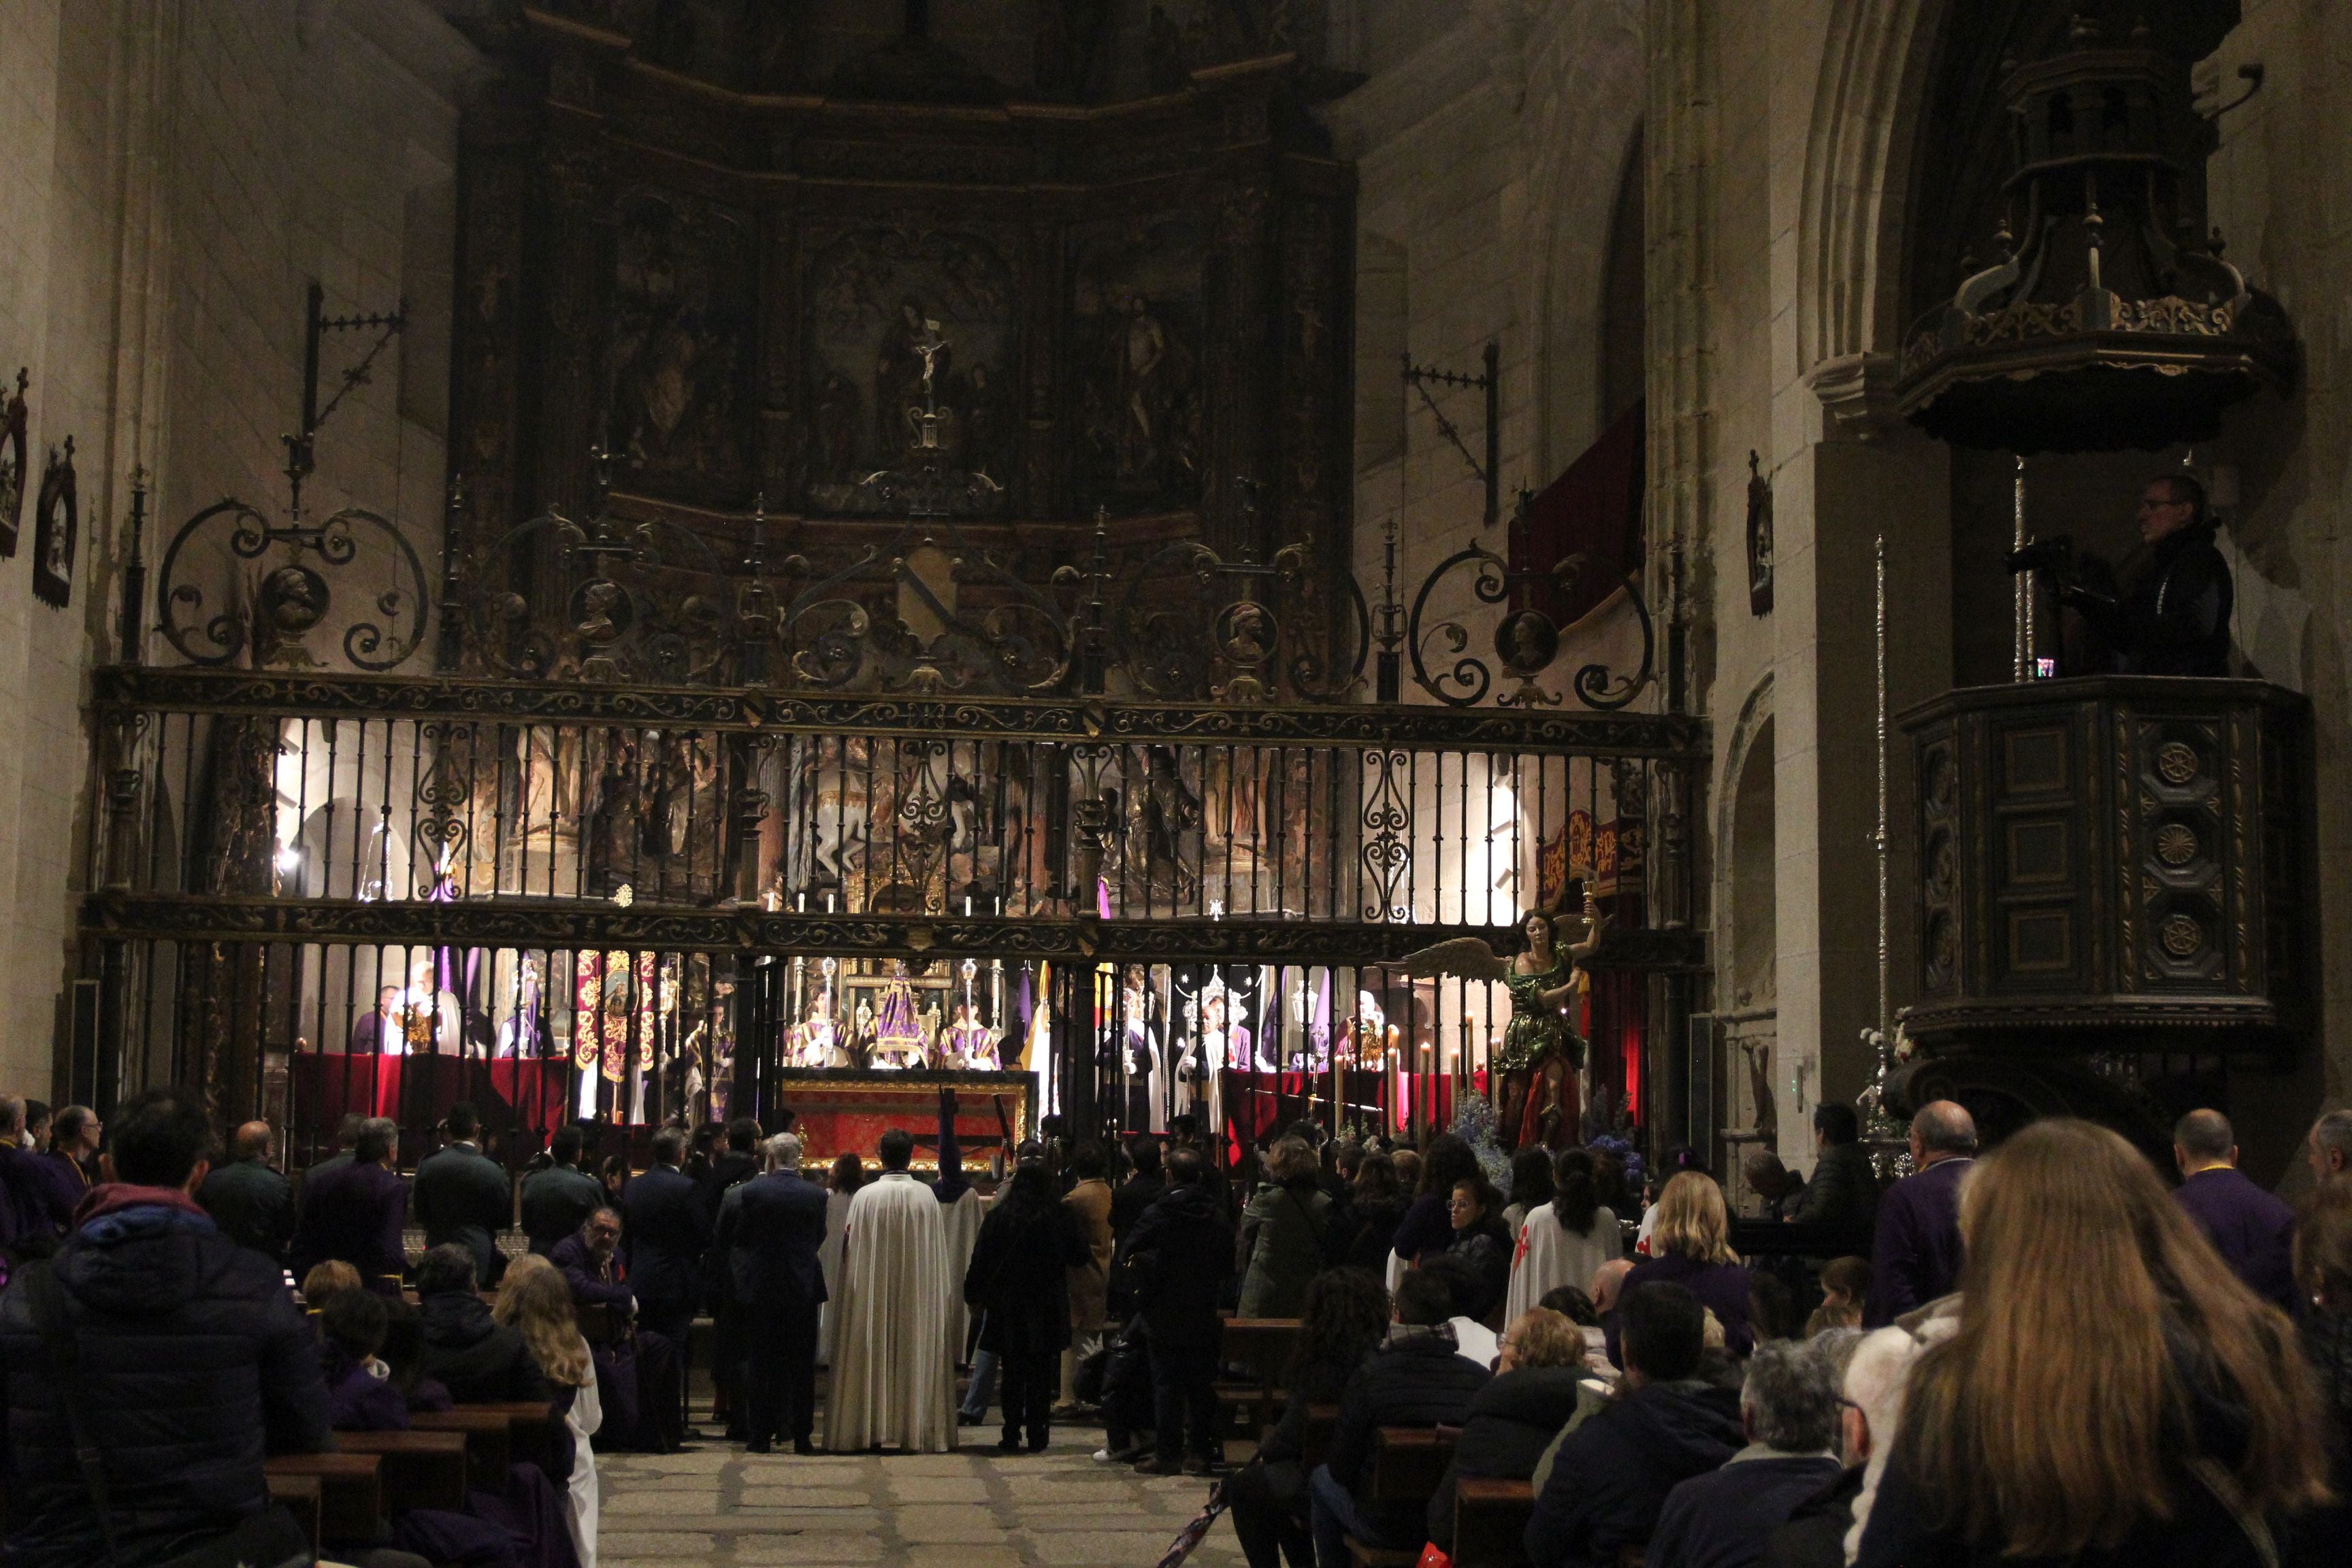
[3,0,2351,1565]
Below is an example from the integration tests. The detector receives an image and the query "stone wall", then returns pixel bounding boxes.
[0,0,479,1098]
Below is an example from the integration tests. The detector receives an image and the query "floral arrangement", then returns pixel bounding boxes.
[1450,1092,1515,1193]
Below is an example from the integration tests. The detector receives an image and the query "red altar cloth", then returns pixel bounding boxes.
[770,1068,1038,1167]
[291,1054,572,1148]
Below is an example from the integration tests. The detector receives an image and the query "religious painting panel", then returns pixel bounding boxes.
[605,188,756,506]
[801,225,1018,512]
[1069,214,1206,514]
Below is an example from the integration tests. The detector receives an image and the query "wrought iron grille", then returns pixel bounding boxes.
[78,665,1705,1163]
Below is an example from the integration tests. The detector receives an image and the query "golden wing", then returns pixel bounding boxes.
[1396,936,1511,982]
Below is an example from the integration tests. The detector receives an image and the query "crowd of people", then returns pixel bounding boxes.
[1,1085,2349,1568]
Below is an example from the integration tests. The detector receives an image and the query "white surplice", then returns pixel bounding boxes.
[938,1186,984,1362]
[1501,1200,1623,1327]
[822,1171,958,1452]
[817,1186,853,1367]
[564,1339,603,1568]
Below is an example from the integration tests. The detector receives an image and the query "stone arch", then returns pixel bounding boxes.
[1797,0,1950,412]
[1716,673,1777,1009]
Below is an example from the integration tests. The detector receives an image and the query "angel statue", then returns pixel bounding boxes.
[1402,891,1609,1152]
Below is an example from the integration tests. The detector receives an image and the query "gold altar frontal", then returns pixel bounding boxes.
[771,1067,1038,1169]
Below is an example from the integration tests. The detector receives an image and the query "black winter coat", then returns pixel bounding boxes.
[1344,1196,1411,1274]
[1524,1376,1745,1568]
[414,1289,555,1405]
[964,1194,1091,1356]
[196,1156,296,1262]
[1427,1365,1585,1550]
[1327,1330,1491,1543]
[1764,1466,1863,1568]
[1122,1181,1235,1352]
[0,1198,333,1568]
[1790,1142,1879,1247]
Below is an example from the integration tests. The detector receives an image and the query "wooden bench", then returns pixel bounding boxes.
[1452,1476,1535,1568]
[1216,1318,1299,1438]
[1344,1427,1458,1568]
[333,1429,470,1512]
[1294,1401,1342,1472]
[453,1399,564,1476]
[264,1472,323,1553]
[409,1407,514,1490]
[264,1453,382,1544]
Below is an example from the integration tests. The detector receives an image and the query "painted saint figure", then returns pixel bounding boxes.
[1401,892,1610,1152]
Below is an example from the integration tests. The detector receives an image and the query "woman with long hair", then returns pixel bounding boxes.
[2295,1180,2352,1550]
[1605,1170,1752,1364]
[1343,1151,1411,1274]
[818,1154,864,1367]
[496,1254,602,1568]
[1225,1267,1391,1568]
[1503,1147,1623,1324]
[1859,1118,2330,1568]
[1389,1134,1484,1273]
[962,1154,1091,1452]
[1502,1147,1555,1235]
[1441,1174,1514,1324]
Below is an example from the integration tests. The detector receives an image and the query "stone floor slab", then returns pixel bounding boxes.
[1024,1529,1184,1563]
[730,1533,887,1564]
[735,1486,876,1508]
[884,1475,992,1503]
[893,1503,1013,1543]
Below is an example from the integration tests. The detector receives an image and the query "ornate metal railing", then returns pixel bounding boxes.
[77,661,1705,1160]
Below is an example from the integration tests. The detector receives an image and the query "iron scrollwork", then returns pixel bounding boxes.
[1402,493,1656,712]
[157,499,431,670]
[461,452,733,685]
[1112,484,1370,704]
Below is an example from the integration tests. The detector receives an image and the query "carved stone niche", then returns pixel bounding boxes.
[1901,675,2313,1054]
[449,12,1356,581]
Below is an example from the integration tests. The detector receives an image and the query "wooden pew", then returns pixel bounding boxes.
[333,1430,470,1512]
[264,1453,382,1544]
[1216,1318,1299,1438]
[1344,1427,1457,1568]
[453,1399,564,1476]
[408,1407,513,1490]
[1294,1401,1342,1472]
[1452,1476,1535,1568]
[264,1472,323,1554]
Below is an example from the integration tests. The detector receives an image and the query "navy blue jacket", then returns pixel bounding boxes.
[1327,1330,1491,1542]
[0,1145,74,1246]
[1864,1156,1972,1326]
[2172,1166,2298,1313]
[1524,1377,1745,1568]
[622,1164,711,1313]
[964,1192,1090,1356]
[288,1158,410,1292]
[0,1194,333,1568]
[1649,1450,1846,1568]
[719,1169,830,1311]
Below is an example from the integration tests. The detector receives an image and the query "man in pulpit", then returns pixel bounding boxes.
[2017,474,2234,677]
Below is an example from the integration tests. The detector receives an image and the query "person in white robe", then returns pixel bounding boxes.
[817,1154,861,1367]
[822,1126,958,1452]
[933,1088,985,1365]
[1501,1153,1622,1327]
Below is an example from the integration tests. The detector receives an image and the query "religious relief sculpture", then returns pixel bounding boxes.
[606,190,753,503]
[802,227,1015,515]
[1401,891,1610,1152]
[1073,217,1205,512]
